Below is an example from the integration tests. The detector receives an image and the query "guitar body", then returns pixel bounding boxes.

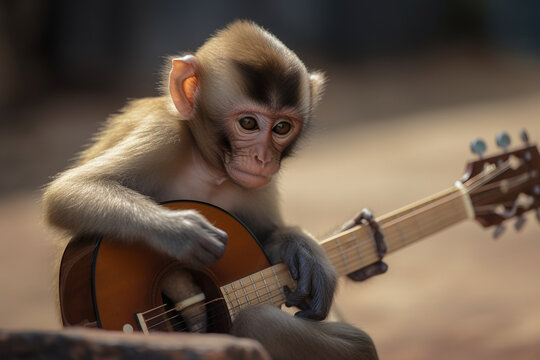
[58,201,272,333]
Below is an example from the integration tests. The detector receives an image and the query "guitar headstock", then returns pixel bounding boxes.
[461,129,540,237]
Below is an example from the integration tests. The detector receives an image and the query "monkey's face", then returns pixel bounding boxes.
[166,23,326,190]
[223,108,303,189]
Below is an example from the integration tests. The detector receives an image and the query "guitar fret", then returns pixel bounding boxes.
[271,266,282,289]
[222,285,234,310]
[239,278,250,305]
[336,238,350,273]
[365,226,377,257]
[349,233,365,267]
[260,270,275,305]
[249,274,262,304]
[230,281,240,307]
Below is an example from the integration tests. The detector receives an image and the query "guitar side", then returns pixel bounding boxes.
[59,201,272,333]
[58,235,100,327]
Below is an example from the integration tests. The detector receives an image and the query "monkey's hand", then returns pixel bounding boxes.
[152,210,228,269]
[341,210,388,282]
[273,228,337,321]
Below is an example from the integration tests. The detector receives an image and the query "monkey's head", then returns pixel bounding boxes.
[166,20,326,189]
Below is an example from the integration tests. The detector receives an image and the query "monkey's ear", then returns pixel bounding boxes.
[169,55,200,117]
[309,71,326,109]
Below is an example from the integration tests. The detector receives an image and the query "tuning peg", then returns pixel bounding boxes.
[520,129,530,146]
[492,224,505,239]
[514,216,526,231]
[471,138,487,158]
[496,132,511,152]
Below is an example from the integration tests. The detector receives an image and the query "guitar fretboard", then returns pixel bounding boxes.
[220,184,473,318]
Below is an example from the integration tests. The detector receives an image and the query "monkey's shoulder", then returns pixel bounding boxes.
[77,97,183,164]
[106,97,179,135]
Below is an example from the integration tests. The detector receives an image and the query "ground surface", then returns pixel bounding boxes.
[1,50,539,359]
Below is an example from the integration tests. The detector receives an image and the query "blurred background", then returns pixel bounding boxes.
[1,1,539,359]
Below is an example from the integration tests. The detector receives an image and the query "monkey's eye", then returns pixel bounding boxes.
[272,121,291,135]
[238,117,259,131]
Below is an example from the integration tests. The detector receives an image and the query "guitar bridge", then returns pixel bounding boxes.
[134,293,206,334]
[135,313,150,334]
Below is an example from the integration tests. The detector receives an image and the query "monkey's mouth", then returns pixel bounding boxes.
[226,165,273,189]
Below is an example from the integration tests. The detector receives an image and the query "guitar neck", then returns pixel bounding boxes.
[220,183,474,318]
[321,184,473,277]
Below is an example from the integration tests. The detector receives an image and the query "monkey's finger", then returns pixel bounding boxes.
[210,227,228,245]
[197,220,228,242]
[199,232,228,258]
[294,308,315,319]
[193,217,228,245]
[192,244,221,267]
[347,261,388,282]
[285,264,312,306]
[295,298,310,311]
[281,242,300,280]
[303,272,327,320]
[294,308,326,321]
[285,253,300,280]
[285,289,308,307]
[284,286,307,307]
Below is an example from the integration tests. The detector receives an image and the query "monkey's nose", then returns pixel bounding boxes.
[255,153,271,167]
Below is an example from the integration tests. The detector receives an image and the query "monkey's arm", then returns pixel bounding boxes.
[263,227,337,321]
[43,121,227,269]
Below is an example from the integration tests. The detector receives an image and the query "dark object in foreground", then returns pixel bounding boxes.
[0,328,270,360]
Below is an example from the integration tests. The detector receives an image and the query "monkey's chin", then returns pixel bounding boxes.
[226,166,273,189]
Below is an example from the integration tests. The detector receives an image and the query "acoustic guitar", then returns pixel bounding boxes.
[58,131,540,334]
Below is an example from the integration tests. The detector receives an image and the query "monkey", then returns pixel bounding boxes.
[43,20,379,360]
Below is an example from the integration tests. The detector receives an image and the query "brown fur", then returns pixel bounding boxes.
[43,20,377,360]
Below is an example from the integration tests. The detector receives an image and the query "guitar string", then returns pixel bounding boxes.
[146,182,487,329]
[142,268,291,324]
[149,292,282,332]
[145,277,288,330]
[142,296,232,322]
[142,267,290,331]
[464,161,512,190]
[147,204,452,330]
[325,158,516,259]
[146,197,495,331]
[320,161,505,257]
[219,165,517,314]
[145,299,237,332]
[159,180,497,331]
[146,287,288,332]
[328,164,525,278]
[150,190,493,330]
[145,263,308,329]
[145,297,226,331]
[147,302,230,332]
[163,296,285,332]
[324,165,520,274]
[169,288,290,332]
[219,170,506,316]
[144,184,493,332]
[139,159,516,331]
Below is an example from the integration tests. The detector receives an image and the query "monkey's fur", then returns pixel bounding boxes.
[43,21,378,360]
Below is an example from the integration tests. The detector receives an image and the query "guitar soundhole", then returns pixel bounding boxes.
[192,270,231,333]
[160,293,190,332]
[152,269,231,334]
